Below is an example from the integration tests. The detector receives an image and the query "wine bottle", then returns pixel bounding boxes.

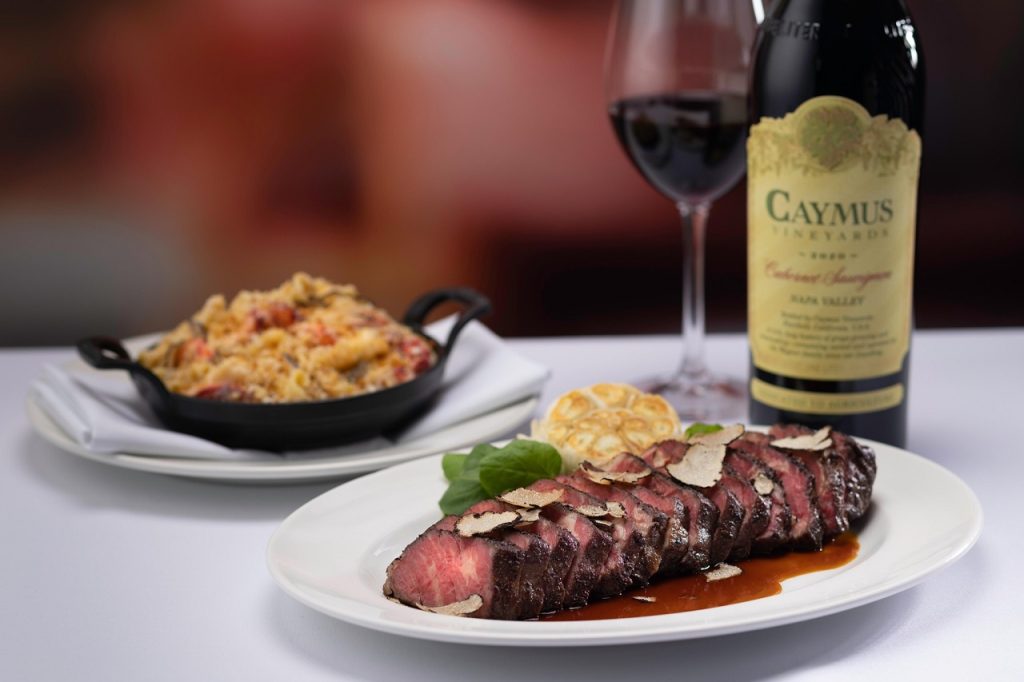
[746,0,925,446]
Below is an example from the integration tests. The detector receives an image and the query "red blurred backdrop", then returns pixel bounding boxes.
[1,0,1021,345]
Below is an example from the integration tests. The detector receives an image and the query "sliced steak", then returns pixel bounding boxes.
[462,500,551,619]
[560,472,668,585]
[529,479,637,598]
[536,502,613,607]
[737,432,824,550]
[718,464,772,561]
[641,440,745,565]
[603,452,716,571]
[768,424,848,537]
[725,448,792,554]
[385,424,878,621]
[383,526,524,619]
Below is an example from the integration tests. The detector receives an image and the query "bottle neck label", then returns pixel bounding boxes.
[747,95,921,382]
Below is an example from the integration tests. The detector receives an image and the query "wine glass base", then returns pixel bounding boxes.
[639,372,747,423]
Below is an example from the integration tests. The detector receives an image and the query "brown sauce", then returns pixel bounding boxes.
[542,533,859,621]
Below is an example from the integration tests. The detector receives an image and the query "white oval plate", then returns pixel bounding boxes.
[267,438,982,646]
[26,335,538,483]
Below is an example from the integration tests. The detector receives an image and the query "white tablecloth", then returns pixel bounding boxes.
[2,330,1020,680]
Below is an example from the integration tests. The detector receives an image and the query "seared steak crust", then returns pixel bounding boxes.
[725,449,793,554]
[832,431,876,521]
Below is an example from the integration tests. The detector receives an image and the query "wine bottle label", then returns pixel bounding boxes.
[750,378,904,415]
[747,95,921,382]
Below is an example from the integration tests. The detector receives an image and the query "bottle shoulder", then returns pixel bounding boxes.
[769,0,914,26]
[751,0,925,127]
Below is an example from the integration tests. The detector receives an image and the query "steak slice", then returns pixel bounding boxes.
[738,432,824,550]
[725,448,792,554]
[704,485,745,565]
[537,502,613,607]
[604,452,716,571]
[462,499,579,613]
[383,526,524,619]
[718,464,772,561]
[641,440,744,566]
[431,514,536,619]
[513,516,577,612]
[462,500,551,619]
[529,479,637,598]
[560,472,668,585]
[625,484,690,578]
[831,431,876,522]
[646,473,717,570]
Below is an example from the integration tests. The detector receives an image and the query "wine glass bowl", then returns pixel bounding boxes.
[605,0,756,421]
[608,92,748,205]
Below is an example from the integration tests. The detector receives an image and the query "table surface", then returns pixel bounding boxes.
[2,329,1020,681]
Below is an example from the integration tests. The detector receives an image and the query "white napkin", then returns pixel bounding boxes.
[29,318,548,460]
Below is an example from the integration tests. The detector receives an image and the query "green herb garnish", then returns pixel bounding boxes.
[439,440,562,516]
[683,422,724,439]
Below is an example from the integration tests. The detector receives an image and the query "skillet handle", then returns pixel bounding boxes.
[403,288,492,355]
[76,336,171,398]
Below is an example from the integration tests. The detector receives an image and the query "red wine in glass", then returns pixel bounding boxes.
[608,92,748,204]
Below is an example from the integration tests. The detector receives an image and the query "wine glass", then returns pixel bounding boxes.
[605,0,757,421]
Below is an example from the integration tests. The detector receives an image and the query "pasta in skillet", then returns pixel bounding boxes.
[137,273,436,403]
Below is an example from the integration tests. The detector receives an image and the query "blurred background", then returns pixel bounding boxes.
[1,0,1021,346]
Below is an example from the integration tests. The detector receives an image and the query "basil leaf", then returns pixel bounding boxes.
[464,443,499,472]
[478,440,562,497]
[439,478,489,516]
[438,440,562,515]
[442,443,497,483]
[438,443,501,514]
[684,422,724,439]
[441,454,467,482]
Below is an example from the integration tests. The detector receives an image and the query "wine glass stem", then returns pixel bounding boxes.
[678,200,711,380]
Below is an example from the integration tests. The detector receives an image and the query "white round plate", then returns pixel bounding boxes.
[26,335,538,483]
[267,438,982,646]
[27,396,536,483]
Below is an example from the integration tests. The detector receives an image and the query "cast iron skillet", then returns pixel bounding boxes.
[76,288,491,451]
